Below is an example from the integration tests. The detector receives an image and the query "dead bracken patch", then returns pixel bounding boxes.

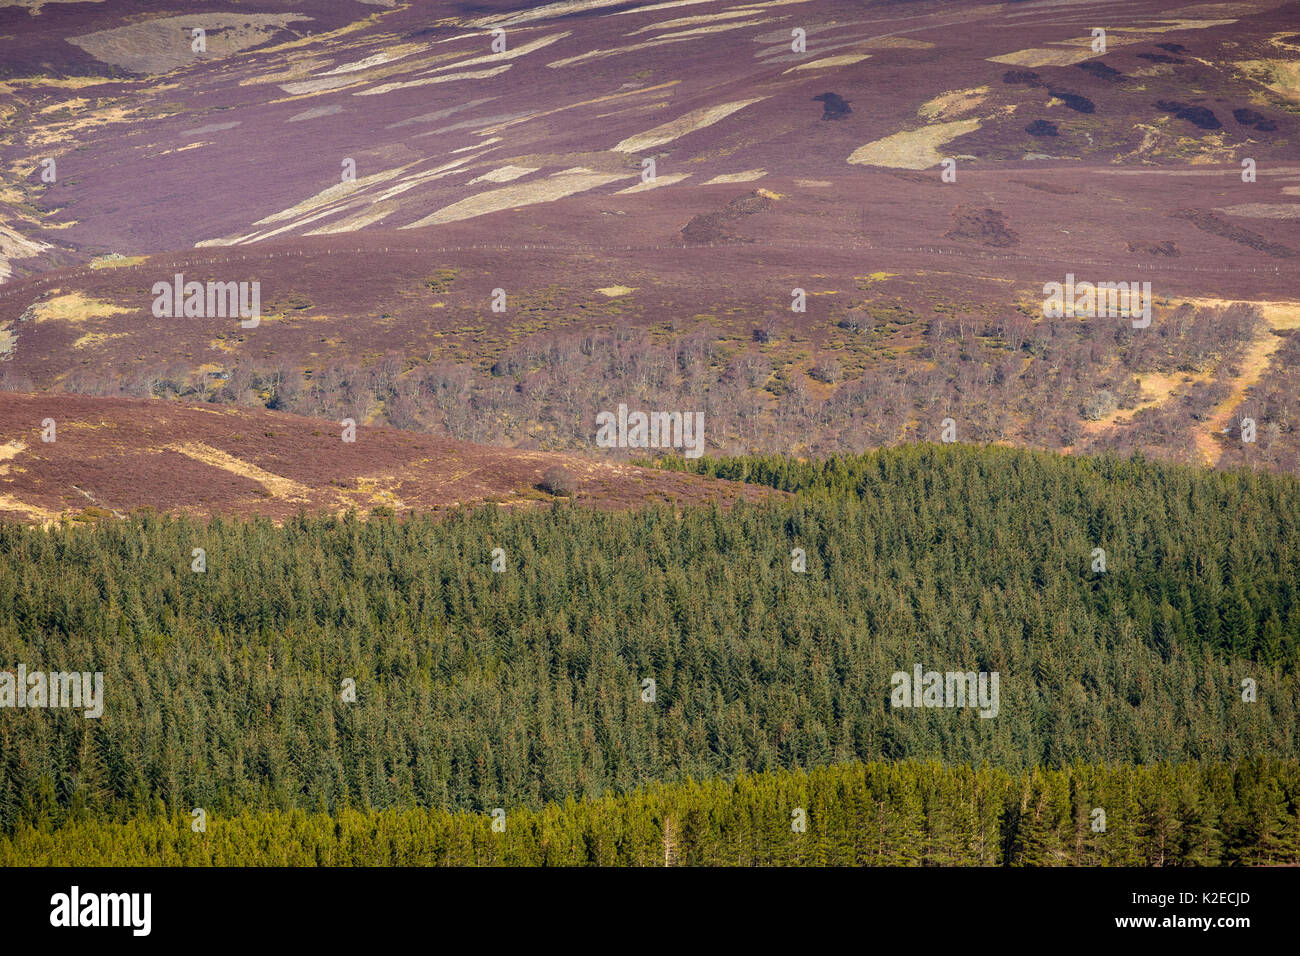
[681,190,774,244]
[1173,209,1297,258]
[1138,52,1185,64]
[945,204,1020,247]
[1010,177,1079,195]
[882,169,945,186]
[1002,70,1043,87]
[1076,61,1123,82]
[1127,239,1181,257]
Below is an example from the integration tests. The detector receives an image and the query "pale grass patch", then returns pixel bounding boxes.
[785,53,871,72]
[704,169,766,184]
[847,118,981,170]
[32,292,131,323]
[165,443,311,501]
[612,97,767,153]
[402,169,630,227]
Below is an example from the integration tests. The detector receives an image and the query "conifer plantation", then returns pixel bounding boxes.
[1,445,1297,864]
[4,760,1297,867]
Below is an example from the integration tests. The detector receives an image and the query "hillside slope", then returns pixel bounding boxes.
[0,391,777,523]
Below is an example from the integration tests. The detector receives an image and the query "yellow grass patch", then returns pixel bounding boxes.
[1110,18,1237,33]
[989,45,1102,68]
[1214,203,1300,219]
[89,254,147,269]
[627,9,763,34]
[468,165,539,184]
[847,118,981,170]
[507,149,644,173]
[303,202,399,234]
[704,169,766,184]
[988,30,1157,68]
[525,81,681,129]
[263,44,476,92]
[38,97,90,113]
[652,18,776,39]
[611,0,733,14]
[616,172,690,192]
[427,31,570,74]
[735,0,814,8]
[0,0,105,12]
[1082,371,1206,435]
[859,37,933,50]
[992,18,1235,67]
[1173,3,1269,13]
[1270,30,1300,53]
[22,101,137,148]
[1235,60,1300,102]
[612,97,767,152]
[250,13,384,60]
[349,476,406,510]
[196,162,414,245]
[317,45,423,75]
[1179,297,1300,329]
[402,169,630,227]
[465,0,639,27]
[596,100,672,119]
[784,53,871,72]
[165,443,310,501]
[0,76,114,90]
[547,36,695,68]
[919,86,988,121]
[279,74,373,95]
[241,58,333,87]
[357,65,512,95]
[32,292,131,324]
[0,493,59,525]
[71,331,129,349]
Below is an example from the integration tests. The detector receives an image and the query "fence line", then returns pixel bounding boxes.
[0,239,1287,304]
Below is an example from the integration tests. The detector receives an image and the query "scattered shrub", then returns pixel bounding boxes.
[1082,390,1118,421]
[539,466,577,497]
[809,360,842,384]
